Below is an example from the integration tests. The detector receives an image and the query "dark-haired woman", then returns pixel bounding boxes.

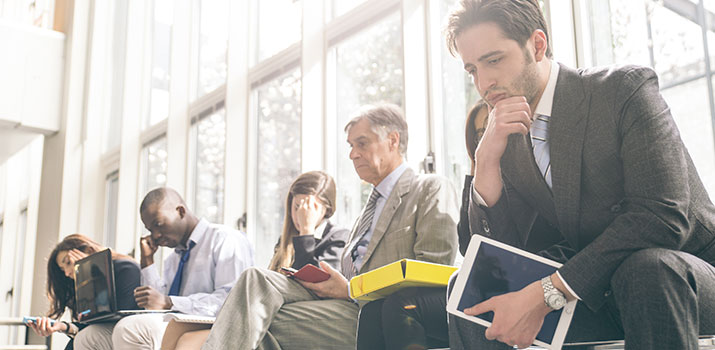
[26,234,140,350]
[167,171,349,350]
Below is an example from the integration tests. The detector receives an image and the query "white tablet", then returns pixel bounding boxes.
[447,234,577,350]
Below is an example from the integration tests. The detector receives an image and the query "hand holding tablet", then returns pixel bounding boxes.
[447,235,577,350]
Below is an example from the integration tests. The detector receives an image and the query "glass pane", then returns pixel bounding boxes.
[197,0,229,97]
[602,0,652,67]
[439,0,480,191]
[254,69,302,268]
[254,0,302,63]
[193,108,226,224]
[330,12,404,227]
[649,3,705,85]
[331,0,367,19]
[104,0,129,152]
[666,78,715,198]
[143,137,168,194]
[104,172,120,249]
[146,0,173,128]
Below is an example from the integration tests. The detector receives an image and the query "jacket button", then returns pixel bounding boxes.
[610,204,621,213]
[604,290,612,297]
[481,218,490,235]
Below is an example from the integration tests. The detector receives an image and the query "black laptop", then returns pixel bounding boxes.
[73,249,168,324]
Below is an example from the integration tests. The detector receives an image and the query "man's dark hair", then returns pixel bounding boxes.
[445,0,553,58]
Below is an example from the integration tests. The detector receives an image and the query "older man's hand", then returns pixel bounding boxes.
[297,261,350,300]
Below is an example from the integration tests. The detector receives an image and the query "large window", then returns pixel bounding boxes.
[437,0,480,190]
[196,0,229,98]
[583,0,715,198]
[146,0,174,128]
[189,104,226,224]
[141,136,168,194]
[329,11,404,227]
[253,68,302,267]
[104,171,119,249]
[252,0,302,64]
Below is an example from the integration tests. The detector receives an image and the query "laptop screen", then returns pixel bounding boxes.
[74,249,117,322]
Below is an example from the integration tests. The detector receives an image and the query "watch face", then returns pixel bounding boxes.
[547,294,567,309]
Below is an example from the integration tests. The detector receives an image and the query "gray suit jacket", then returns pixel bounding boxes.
[343,167,459,279]
[468,63,715,311]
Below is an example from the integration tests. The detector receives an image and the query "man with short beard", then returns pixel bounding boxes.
[444,0,715,349]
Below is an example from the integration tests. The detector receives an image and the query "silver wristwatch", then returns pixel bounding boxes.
[541,276,567,310]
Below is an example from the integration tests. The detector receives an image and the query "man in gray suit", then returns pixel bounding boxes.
[444,0,715,349]
[202,104,458,350]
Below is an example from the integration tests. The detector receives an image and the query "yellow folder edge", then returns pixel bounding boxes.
[349,259,458,301]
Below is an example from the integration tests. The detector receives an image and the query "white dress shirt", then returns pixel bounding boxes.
[141,218,255,316]
[471,60,581,300]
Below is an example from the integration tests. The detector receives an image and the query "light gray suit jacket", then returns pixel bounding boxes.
[343,167,459,281]
[468,63,715,311]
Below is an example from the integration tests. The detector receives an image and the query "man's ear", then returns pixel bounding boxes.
[531,29,548,62]
[388,131,400,152]
[176,205,186,219]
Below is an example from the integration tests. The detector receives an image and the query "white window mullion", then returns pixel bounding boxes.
[224,0,251,228]
[402,0,430,170]
[302,0,326,172]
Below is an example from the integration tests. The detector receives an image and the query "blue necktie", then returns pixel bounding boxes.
[531,114,552,188]
[341,188,381,279]
[169,241,196,296]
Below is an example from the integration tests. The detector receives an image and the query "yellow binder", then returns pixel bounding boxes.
[349,259,458,301]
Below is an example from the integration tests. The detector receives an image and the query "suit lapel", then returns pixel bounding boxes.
[358,168,414,272]
[549,63,589,250]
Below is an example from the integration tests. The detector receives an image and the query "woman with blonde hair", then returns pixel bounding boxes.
[26,234,140,350]
[165,171,349,350]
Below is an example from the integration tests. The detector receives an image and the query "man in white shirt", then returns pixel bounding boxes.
[112,187,254,350]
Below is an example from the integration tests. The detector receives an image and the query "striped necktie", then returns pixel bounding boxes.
[341,188,381,280]
[169,241,196,296]
[531,114,552,188]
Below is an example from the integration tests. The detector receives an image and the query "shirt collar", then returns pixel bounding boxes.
[533,60,560,118]
[313,220,328,240]
[175,218,209,253]
[374,161,408,199]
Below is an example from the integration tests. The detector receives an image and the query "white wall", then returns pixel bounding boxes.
[0,19,64,133]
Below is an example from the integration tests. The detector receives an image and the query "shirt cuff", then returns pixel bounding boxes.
[470,179,489,207]
[141,264,161,286]
[346,281,358,304]
[168,296,191,313]
[555,271,581,300]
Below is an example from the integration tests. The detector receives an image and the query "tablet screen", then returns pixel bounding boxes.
[456,241,562,344]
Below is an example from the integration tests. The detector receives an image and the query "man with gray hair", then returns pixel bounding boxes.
[202,104,459,350]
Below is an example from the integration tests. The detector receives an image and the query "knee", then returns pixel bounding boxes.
[612,248,692,297]
[74,326,109,349]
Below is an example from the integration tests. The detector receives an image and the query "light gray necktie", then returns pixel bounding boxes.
[341,188,381,280]
[531,114,552,188]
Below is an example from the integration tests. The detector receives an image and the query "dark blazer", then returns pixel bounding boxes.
[114,258,141,310]
[468,63,715,312]
[458,175,474,257]
[290,220,349,270]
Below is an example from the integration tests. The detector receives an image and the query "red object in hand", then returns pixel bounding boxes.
[280,264,330,283]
